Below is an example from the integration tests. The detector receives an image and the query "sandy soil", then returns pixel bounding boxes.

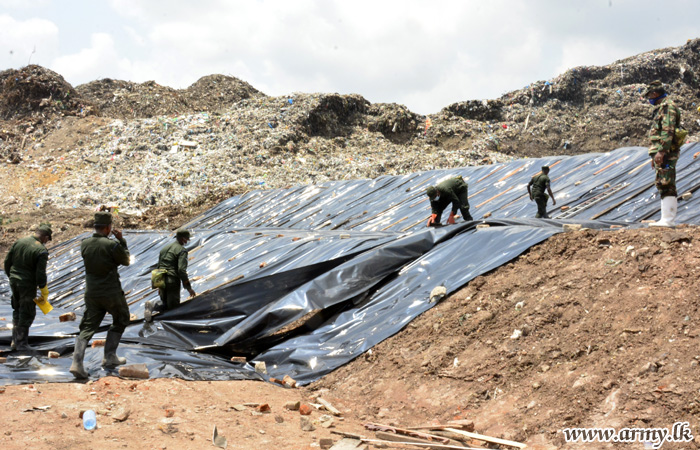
[0,377,366,450]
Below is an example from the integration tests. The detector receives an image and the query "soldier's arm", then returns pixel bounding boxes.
[35,251,49,289]
[430,201,443,223]
[546,183,556,206]
[448,191,461,214]
[177,250,192,290]
[3,244,14,274]
[112,238,131,267]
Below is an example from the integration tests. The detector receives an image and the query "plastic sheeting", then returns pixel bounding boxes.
[1,144,699,385]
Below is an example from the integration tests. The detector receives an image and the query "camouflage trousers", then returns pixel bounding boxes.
[653,151,679,198]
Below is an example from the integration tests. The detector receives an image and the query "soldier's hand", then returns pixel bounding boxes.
[112,228,123,240]
[529,196,533,201]
[654,151,666,167]
[552,198,556,206]
[40,285,49,301]
[187,288,196,298]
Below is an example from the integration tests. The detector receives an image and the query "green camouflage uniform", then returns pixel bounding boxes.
[156,241,192,311]
[649,96,682,198]
[528,173,551,218]
[3,237,48,328]
[78,233,130,341]
[430,176,473,222]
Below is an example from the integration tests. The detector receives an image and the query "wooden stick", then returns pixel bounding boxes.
[476,165,504,183]
[365,423,449,444]
[475,186,514,208]
[367,435,484,449]
[444,428,526,449]
[497,165,526,182]
[593,155,627,175]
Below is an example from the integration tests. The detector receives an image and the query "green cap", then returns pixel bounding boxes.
[644,80,665,97]
[94,211,113,225]
[37,223,52,241]
[426,186,437,199]
[541,165,550,171]
[176,228,191,239]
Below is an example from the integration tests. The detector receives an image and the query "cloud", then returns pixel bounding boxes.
[0,14,59,69]
[51,33,134,85]
[5,1,698,114]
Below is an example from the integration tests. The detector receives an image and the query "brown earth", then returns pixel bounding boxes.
[2,39,700,450]
[3,227,700,449]
[314,226,700,449]
[0,377,367,450]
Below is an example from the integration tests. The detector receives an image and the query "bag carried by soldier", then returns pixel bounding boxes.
[151,268,167,289]
[674,127,689,149]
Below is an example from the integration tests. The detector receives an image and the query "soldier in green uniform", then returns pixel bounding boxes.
[527,166,556,218]
[3,223,52,351]
[144,228,196,322]
[425,175,473,227]
[70,212,130,379]
[645,80,683,227]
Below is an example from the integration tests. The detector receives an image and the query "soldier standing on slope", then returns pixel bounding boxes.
[3,223,52,351]
[144,228,196,322]
[527,165,556,218]
[645,80,683,227]
[70,211,130,379]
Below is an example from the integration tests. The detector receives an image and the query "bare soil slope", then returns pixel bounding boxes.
[313,226,700,448]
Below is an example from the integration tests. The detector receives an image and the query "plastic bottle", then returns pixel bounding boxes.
[83,410,97,430]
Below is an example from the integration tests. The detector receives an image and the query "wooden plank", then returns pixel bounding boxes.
[476,165,504,183]
[365,423,449,444]
[593,155,627,175]
[444,428,526,449]
[329,438,363,450]
[475,186,514,209]
[375,432,466,449]
[316,397,342,416]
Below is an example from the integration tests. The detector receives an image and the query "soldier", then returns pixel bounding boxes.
[527,165,556,218]
[70,211,130,379]
[425,175,473,227]
[645,80,682,227]
[3,223,52,351]
[144,228,196,322]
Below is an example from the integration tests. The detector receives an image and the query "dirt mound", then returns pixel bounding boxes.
[313,226,700,448]
[76,74,264,119]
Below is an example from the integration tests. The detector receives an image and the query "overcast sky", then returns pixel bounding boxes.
[1,0,698,114]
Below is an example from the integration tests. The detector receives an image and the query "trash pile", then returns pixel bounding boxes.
[29,92,512,211]
[1,38,699,214]
[430,38,700,157]
[76,74,264,119]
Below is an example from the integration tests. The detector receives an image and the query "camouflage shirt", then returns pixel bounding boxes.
[80,233,130,298]
[3,236,48,288]
[649,96,682,155]
[157,241,192,289]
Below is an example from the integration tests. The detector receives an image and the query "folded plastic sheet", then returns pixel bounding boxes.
[1,144,698,385]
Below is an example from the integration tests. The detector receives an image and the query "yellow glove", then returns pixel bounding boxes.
[40,285,49,301]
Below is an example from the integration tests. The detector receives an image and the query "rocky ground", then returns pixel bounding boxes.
[2,38,700,449]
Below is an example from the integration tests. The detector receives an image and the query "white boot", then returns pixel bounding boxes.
[650,196,677,227]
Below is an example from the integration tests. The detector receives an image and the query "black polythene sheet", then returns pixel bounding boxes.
[2,143,696,385]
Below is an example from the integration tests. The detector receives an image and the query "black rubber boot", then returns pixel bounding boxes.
[14,326,32,352]
[102,331,126,368]
[69,337,89,379]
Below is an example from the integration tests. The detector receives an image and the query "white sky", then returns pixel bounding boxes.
[0,0,698,114]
